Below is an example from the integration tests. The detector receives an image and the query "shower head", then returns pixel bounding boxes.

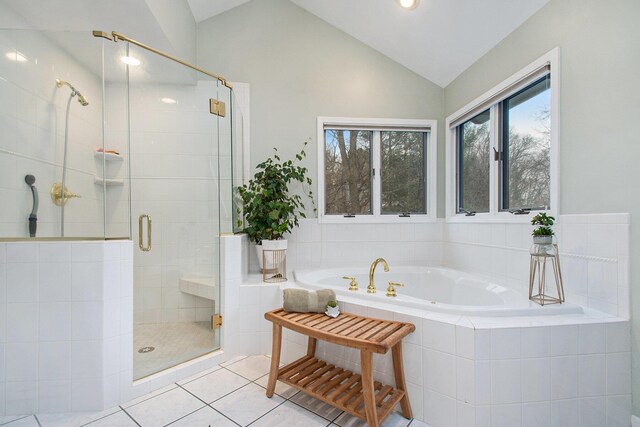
[25,174,35,186]
[76,92,89,106]
[56,78,89,106]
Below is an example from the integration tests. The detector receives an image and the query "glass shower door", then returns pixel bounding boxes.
[122,43,226,379]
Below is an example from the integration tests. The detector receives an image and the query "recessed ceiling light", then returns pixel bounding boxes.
[5,51,27,62]
[120,56,141,66]
[161,97,177,104]
[397,0,420,10]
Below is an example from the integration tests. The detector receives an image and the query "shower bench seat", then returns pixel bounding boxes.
[179,276,216,300]
[264,308,415,427]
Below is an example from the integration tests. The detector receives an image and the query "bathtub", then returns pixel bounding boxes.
[293,266,583,317]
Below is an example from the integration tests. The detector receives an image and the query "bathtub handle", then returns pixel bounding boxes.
[386,282,404,297]
[342,276,358,292]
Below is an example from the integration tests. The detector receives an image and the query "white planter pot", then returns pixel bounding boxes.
[533,235,553,245]
[255,239,288,270]
[325,305,340,318]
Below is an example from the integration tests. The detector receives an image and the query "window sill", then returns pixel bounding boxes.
[446,212,554,224]
[318,215,437,224]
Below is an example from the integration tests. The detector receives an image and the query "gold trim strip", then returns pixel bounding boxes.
[94,30,232,89]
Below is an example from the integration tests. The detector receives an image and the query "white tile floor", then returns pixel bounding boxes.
[4,355,429,427]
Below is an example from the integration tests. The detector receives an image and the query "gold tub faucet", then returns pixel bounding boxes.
[368,258,389,293]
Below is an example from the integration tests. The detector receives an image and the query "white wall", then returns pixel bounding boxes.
[443,0,640,415]
[0,25,104,238]
[144,0,197,63]
[196,0,446,217]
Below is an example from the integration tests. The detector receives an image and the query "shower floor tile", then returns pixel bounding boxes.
[134,321,216,379]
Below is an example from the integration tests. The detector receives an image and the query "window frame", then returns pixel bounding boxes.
[445,47,560,223]
[317,117,438,224]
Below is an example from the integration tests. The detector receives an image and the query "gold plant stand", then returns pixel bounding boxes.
[529,243,565,305]
[262,249,287,283]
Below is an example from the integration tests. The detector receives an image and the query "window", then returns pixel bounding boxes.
[318,118,437,223]
[500,76,551,211]
[457,110,490,214]
[446,48,558,221]
[324,129,372,215]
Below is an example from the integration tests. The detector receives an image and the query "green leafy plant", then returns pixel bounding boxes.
[236,141,315,244]
[531,212,555,236]
[327,300,338,308]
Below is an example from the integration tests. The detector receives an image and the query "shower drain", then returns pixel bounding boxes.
[138,346,155,354]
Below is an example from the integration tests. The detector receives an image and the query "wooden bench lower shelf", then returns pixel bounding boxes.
[278,355,405,422]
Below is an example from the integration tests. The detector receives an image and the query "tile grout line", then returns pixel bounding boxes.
[120,385,179,410]
[175,383,242,427]
[78,408,124,426]
[0,416,31,426]
[33,415,42,427]
[119,405,142,427]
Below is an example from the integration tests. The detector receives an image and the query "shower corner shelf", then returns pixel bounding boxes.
[94,177,124,186]
[94,151,123,161]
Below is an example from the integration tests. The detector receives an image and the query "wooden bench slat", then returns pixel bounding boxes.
[314,369,351,394]
[347,381,382,412]
[325,373,360,399]
[339,318,376,336]
[352,321,387,339]
[369,323,403,342]
[289,360,326,384]
[279,356,316,378]
[297,313,326,325]
[297,363,335,387]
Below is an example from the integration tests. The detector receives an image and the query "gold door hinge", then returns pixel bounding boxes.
[212,314,223,329]
[209,99,226,117]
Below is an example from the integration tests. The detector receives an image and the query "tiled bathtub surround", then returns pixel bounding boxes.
[278,302,632,427]
[0,240,133,415]
[443,213,630,318]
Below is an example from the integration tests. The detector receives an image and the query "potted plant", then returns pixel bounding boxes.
[531,212,555,245]
[325,300,340,318]
[236,141,314,270]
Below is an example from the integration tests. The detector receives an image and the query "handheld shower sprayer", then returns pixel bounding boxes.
[56,79,89,106]
[25,174,38,238]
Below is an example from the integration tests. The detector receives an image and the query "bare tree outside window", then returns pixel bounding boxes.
[502,77,551,210]
[381,131,426,213]
[324,129,372,214]
[458,110,490,213]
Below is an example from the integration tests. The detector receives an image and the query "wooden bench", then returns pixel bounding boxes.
[264,308,415,426]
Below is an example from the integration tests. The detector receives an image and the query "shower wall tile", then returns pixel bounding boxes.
[0,27,105,239]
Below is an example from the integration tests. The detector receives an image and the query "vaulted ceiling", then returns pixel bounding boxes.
[187,0,550,87]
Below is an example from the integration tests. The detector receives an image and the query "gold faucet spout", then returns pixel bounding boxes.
[368,258,389,293]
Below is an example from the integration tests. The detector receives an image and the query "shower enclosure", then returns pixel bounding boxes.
[0,27,245,380]
[101,31,239,379]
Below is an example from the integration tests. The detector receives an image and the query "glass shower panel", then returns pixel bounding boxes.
[126,43,224,379]
[102,35,131,239]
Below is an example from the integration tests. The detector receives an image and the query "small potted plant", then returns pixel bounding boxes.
[531,212,555,245]
[236,141,314,270]
[325,300,340,318]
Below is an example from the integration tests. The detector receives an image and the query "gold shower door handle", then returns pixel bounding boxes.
[138,214,152,252]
